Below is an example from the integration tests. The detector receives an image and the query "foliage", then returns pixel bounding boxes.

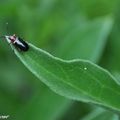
[0,0,120,120]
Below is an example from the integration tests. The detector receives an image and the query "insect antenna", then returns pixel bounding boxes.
[0,21,10,40]
[5,22,9,35]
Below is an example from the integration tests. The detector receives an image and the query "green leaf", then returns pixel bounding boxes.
[81,108,119,120]
[100,5,120,72]
[14,44,120,112]
[54,17,113,62]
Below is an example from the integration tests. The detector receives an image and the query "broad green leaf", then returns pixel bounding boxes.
[54,17,113,63]
[14,44,120,112]
[81,108,119,120]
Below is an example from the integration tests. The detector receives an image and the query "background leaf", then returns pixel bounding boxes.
[81,108,119,120]
[53,17,113,62]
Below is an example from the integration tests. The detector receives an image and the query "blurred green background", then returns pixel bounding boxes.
[0,0,120,120]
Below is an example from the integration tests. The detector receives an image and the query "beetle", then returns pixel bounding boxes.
[4,34,29,52]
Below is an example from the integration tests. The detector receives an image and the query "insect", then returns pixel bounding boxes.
[2,34,29,52]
